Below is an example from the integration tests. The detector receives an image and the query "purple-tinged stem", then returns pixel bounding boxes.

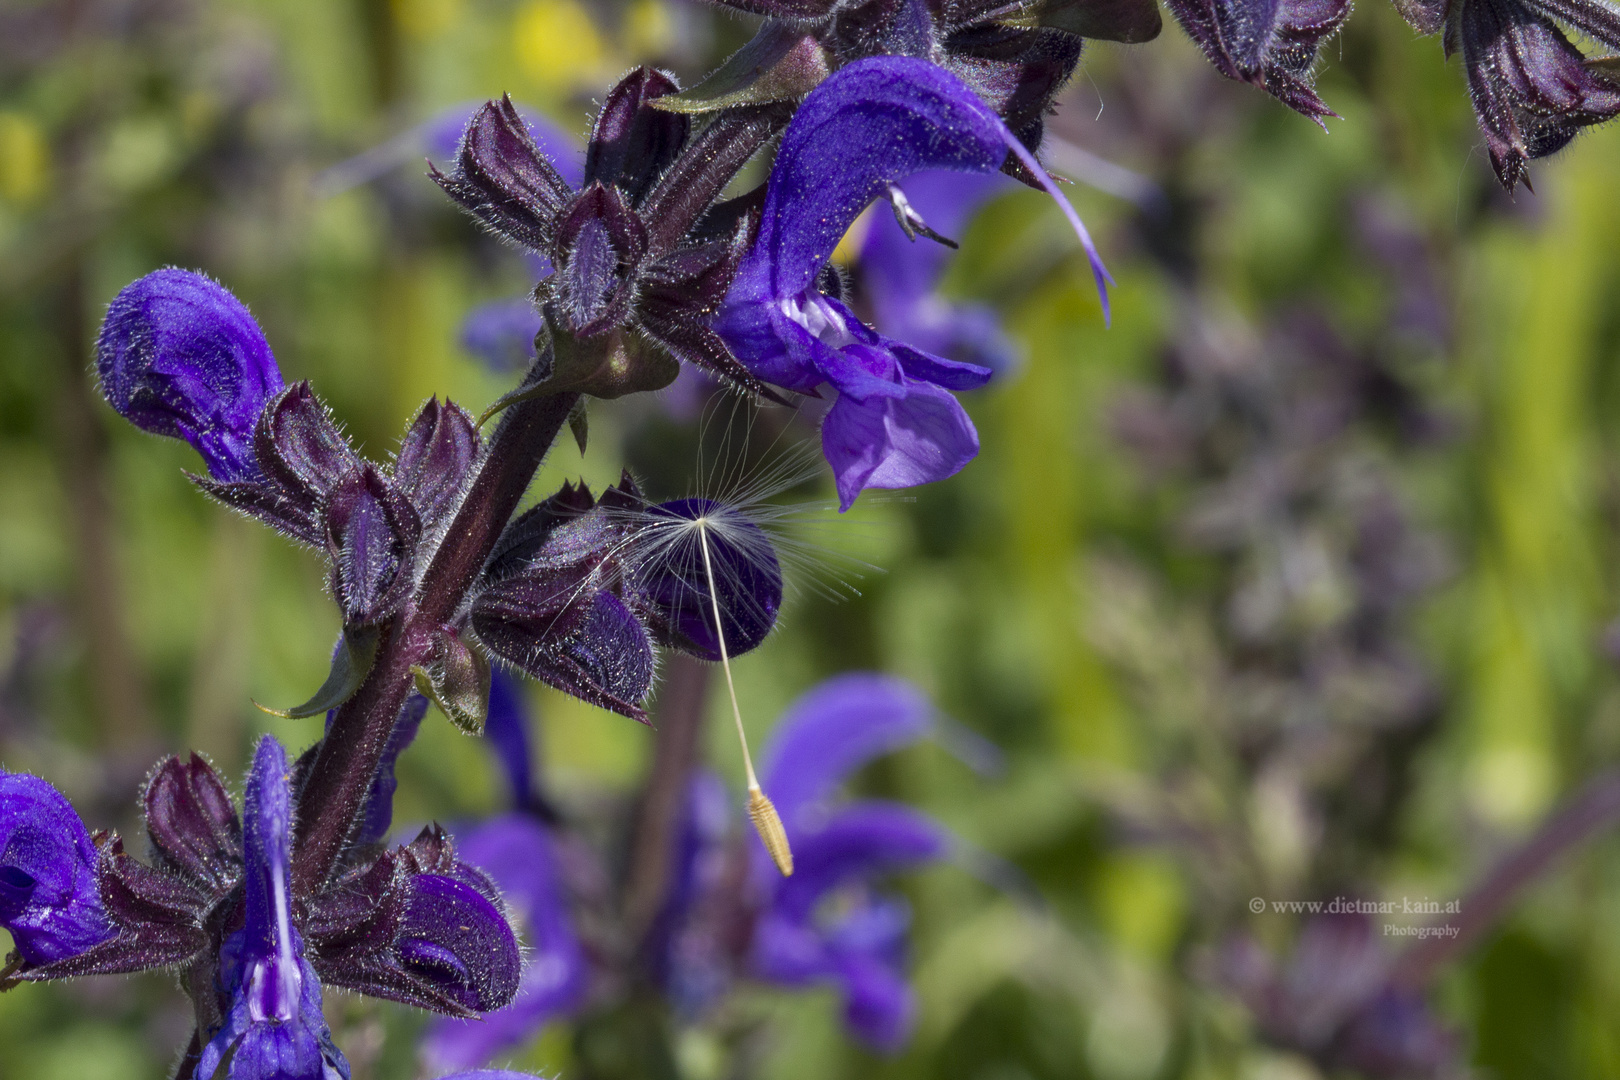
[171,1029,201,1080]
[291,357,580,895]
[1392,768,1620,987]
[623,654,712,949]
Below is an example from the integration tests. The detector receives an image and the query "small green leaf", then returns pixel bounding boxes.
[480,319,678,424]
[412,631,492,735]
[651,25,830,114]
[256,625,381,719]
[1005,0,1162,42]
[568,397,589,455]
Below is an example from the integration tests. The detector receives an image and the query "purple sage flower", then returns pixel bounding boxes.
[0,771,115,966]
[460,296,547,374]
[198,736,350,1080]
[713,56,1109,510]
[97,268,285,483]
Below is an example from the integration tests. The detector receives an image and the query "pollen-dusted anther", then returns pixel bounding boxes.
[748,787,794,877]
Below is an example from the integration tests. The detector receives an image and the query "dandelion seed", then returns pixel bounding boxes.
[696,514,792,877]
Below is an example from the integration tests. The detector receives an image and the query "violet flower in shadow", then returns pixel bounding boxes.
[659,674,982,1053]
[421,670,589,1073]
[1216,914,1461,1079]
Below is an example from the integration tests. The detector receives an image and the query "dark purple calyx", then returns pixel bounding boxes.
[303,825,521,1017]
[1443,0,1620,190]
[1162,0,1352,122]
[394,397,482,530]
[670,0,1137,171]
[430,83,789,399]
[325,464,422,626]
[194,381,359,545]
[143,754,243,896]
[469,478,657,722]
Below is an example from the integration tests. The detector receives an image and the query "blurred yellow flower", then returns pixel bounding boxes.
[0,113,49,207]
[393,0,464,39]
[623,0,674,59]
[514,0,607,91]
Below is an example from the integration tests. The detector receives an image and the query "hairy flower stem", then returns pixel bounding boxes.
[292,350,580,895]
[1393,768,1620,987]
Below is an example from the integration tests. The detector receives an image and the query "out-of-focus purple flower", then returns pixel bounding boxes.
[859,170,1019,374]
[753,806,947,1050]
[1217,914,1461,1078]
[745,673,951,1052]
[714,56,1108,510]
[421,674,587,1071]
[759,674,935,831]
[649,677,978,1047]
[0,772,114,966]
[483,669,536,811]
[199,737,350,1080]
[96,268,285,483]
[460,297,546,373]
[655,771,738,1019]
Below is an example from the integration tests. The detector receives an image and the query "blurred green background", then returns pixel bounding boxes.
[5,0,1620,1077]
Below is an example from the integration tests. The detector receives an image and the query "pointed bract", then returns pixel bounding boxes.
[1450,0,1620,189]
[1162,0,1352,122]
[395,398,482,531]
[324,465,421,625]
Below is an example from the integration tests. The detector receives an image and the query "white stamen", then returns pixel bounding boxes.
[780,292,856,349]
